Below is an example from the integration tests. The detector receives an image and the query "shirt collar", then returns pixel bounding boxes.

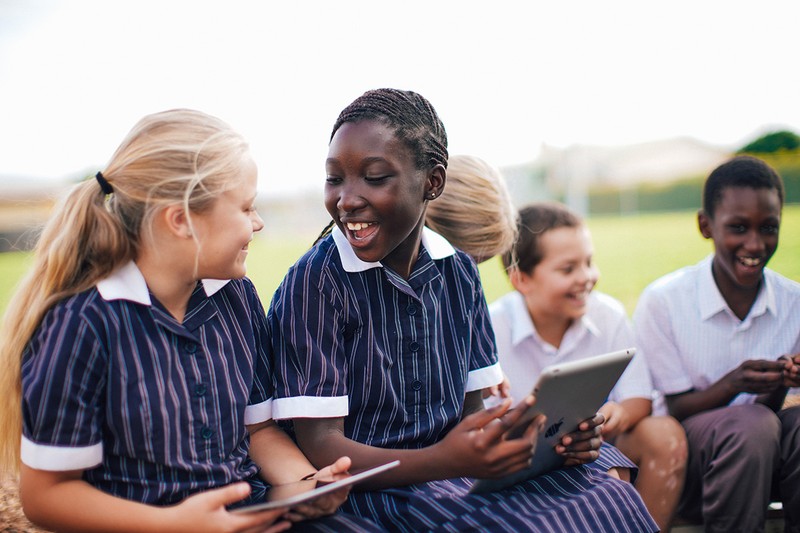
[96,261,230,304]
[332,225,456,273]
[508,291,598,347]
[697,255,775,321]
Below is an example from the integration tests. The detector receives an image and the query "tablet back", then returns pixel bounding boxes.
[469,347,635,494]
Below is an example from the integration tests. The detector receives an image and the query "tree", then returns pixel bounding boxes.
[738,130,800,154]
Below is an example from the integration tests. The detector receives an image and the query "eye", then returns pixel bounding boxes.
[365,175,390,183]
[325,175,342,185]
[727,224,747,234]
[761,224,779,235]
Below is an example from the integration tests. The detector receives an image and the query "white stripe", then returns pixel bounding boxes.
[244,398,273,424]
[21,435,103,471]
[272,395,349,419]
[466,362,504,392]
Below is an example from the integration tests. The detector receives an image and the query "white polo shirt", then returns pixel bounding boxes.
[633,256,800,412]
[489,290,653,406]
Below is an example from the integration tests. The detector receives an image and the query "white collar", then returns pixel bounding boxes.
[96,261,230,304]
[331,225,456,273]
[697,255,775,321]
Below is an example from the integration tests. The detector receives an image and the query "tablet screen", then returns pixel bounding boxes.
[230,460,400,513]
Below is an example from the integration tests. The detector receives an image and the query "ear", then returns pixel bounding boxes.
[424,164,446,201]
[161,205,194,239]
[508,266,530,293]
[697,209,712,240]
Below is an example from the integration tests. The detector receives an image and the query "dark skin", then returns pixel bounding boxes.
[666,186,800,421]
[309,119,604,488]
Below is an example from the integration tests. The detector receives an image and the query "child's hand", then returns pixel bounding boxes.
[285,456,352,522]
[723,359,786,394]
[780,354,800,388]
[482,375,511,400]
[556,413,604,467]
[437,397,546,479]
[170,482,290,533]
[597,402,631,440]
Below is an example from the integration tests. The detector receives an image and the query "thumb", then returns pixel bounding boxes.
[209,481,252,507]
[462,398,512,430]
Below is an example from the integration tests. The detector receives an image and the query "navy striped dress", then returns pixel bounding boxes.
[268,228,658,532]
[21,261,379,531]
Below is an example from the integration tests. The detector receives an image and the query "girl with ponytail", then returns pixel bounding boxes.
[0,109,373,532]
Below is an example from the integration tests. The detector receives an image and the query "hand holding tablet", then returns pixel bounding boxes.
[230,460,400,514]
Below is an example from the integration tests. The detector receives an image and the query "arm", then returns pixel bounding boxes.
[666,358,787,421]
[248,420,318,484]
[20,465,287,533]
[599,398,652,439]
[293,396,544,490]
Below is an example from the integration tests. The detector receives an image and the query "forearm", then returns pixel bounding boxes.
[293,418,456,489]
[20,465,170,533]
[248,420,317,484]
[666,383,740,421]
[617,398,651,430]
[756,386,789,412]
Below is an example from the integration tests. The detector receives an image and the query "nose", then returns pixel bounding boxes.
[337,183,367,213]
[744,228,766,254]
[252,210,265,233]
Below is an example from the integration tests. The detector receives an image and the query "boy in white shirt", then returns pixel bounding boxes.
[634,155,800,531]
[490,202,687,532]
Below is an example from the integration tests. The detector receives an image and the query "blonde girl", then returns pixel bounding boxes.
[0,109,371,532]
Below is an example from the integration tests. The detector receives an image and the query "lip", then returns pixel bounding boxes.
[341,219,379,248]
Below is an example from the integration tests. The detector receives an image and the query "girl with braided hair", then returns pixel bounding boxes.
[267,88,658,531]
[0,109,381,532]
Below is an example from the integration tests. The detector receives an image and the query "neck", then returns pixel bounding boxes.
[711,261,761,321]
[529,309,573,349]
[135,250,197,323]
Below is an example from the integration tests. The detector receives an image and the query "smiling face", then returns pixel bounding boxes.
[191,155,264,280]
[325,119,443,278]
[699,185,781,296]
[513,225,599,326]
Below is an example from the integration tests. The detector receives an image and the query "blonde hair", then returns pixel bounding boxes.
[425,154,518,263]
[0,109,250,471]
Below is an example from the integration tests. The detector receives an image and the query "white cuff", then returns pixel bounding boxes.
[244,398,273,425]
[272,395,349,420]
[21,435,103,471]
[466,362,504,392]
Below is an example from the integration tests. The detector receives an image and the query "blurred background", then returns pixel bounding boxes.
[1,0,799,313]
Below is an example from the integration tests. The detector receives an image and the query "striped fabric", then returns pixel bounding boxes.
[21,262,270,505]
[269,228,659,532]
[633,256,800,413]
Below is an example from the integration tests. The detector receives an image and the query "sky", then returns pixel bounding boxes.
[1,0,800,198]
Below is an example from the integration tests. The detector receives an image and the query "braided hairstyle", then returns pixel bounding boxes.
[315,89,449,244]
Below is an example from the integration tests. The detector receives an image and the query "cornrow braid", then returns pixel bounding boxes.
[330,88,449,170]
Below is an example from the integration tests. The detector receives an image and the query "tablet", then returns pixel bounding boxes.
[230,460,400,513]
[469,348,635,494]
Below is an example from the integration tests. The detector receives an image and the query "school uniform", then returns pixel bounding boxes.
[489,290,653,406]
[268,227,659,532]
[21,261,379,531]
[633,256,800,531]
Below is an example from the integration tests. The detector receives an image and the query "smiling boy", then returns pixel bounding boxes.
[633,155,800,532]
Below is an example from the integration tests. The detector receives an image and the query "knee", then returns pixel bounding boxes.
[633,416,688,466]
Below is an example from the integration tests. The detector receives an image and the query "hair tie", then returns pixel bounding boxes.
[95,171,114,195]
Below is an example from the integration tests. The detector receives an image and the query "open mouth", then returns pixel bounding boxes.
[737,256,763,268]
[346,221,378,241]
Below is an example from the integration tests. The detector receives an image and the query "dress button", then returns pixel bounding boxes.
[409,341,420,352]
[195,384,207,397]
[200,427,214,439]
[406,304,417,316]
[411,380,422,391]
[185,342,198,354]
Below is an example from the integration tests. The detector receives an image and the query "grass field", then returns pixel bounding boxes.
[1,206,798,317]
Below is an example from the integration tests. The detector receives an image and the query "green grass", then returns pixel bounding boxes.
[1,206,798,317]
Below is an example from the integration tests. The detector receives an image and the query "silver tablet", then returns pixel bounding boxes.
[231,460,400,513]
[469,348,635,494]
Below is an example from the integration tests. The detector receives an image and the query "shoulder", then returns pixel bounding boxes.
[588,291,627,316]
[641,259,705,300]
[764,268,800,293]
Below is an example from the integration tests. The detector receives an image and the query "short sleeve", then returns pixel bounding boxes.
[268,258,349,420]
[21,304,106,471]
[633,285,693,396]
[606,310,653,402]
[243,279,273,425]
[465,262,503,392]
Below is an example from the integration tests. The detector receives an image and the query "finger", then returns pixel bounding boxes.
[209,481,252,507]
[319,456,351,478]
[578,413,605,432]
[463,398,513,431]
